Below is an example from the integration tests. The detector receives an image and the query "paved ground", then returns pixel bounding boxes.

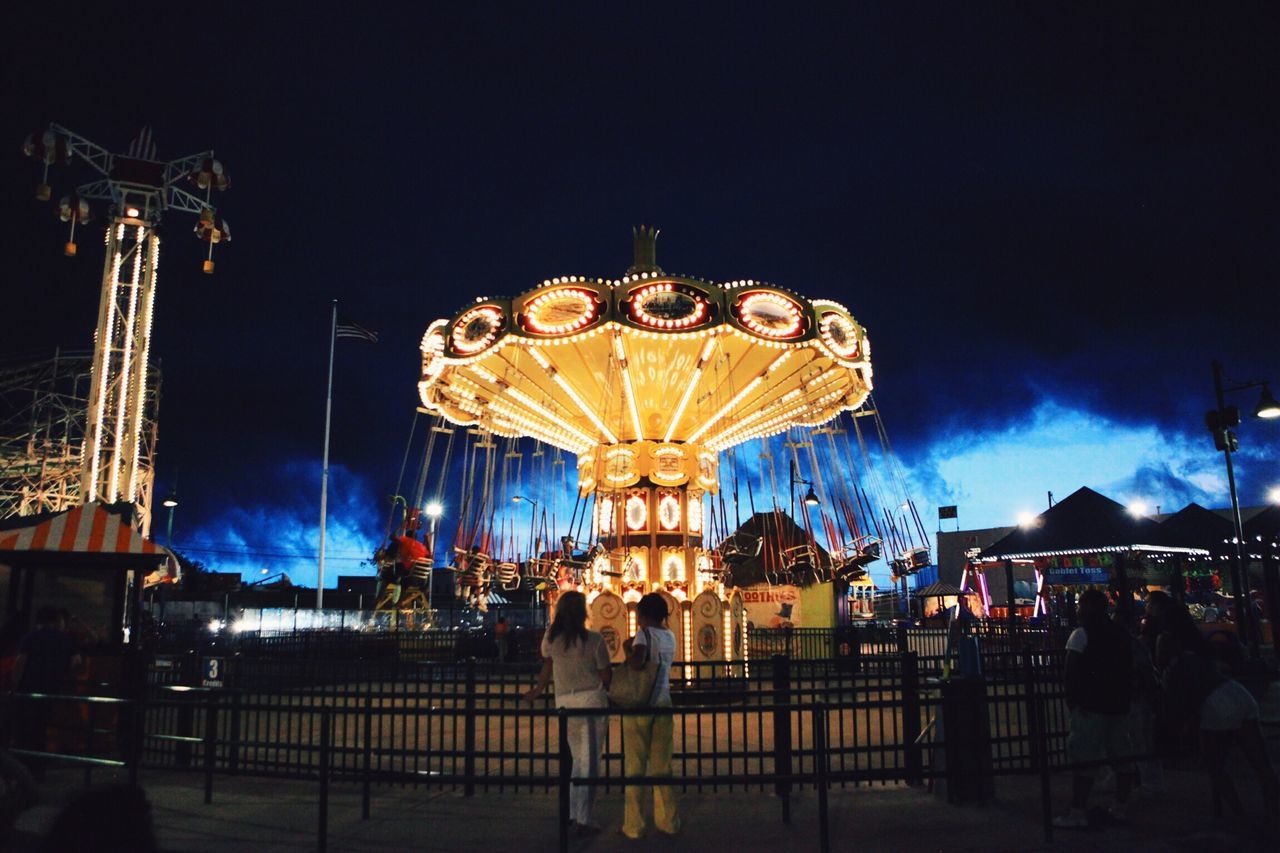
[8,752,1278,853]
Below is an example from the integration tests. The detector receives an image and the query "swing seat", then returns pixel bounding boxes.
[721,533,762,564]
[405,558,433,582]
[526,557,557,578]
[906,547,931,570]
[495,561,520,590]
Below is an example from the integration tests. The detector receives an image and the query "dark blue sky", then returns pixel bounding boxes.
[3,4,1276,583]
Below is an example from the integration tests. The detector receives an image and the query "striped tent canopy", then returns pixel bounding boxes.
[0,502,166,558]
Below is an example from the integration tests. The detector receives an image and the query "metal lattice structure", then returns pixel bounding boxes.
[18,125,230,536]
[0,351,160,532]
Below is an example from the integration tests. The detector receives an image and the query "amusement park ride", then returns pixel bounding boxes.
[377,228,930,660]
[4,125,231,535]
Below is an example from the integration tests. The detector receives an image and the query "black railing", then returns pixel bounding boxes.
[3,648,1126,853]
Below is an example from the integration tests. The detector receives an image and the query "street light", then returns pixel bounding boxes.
[424,501,443,613]
[789,460,821,518]
[161,495,178,549]
[1206,360,1277,657]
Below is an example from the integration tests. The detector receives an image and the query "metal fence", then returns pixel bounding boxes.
[4,648,1089,852]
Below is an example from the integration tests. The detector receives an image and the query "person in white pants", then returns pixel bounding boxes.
[525,591,611,835]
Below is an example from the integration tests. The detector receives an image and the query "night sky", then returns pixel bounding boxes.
[3,5,1277,585]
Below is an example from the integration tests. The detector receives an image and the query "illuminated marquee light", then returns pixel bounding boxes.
[490,398,592,454]
[550,369,620,445]
[683,609,693,667]
[723,608,732,660]
[735,291,804,339]
[695,451,718,489]
[88,247,124,501]
[522,287,601,335]
[109,226,147,502]
[503,386,595,447]
[663,551,684,581]
[629,282,710,330]
[596,494,616,535]
[658,491,681,531]
[688,496,704,534]
[818,310,861,359]
[686,374,765,444]
[625,492,648,532]
[650,445,687,484]
[613,335,645,440]
[708,387,847,451]
[604,446,638,484]
[451,305,505,355]
[127,232,160,501]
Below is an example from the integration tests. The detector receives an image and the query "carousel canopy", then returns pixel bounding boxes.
[979,487,1208,561]
[417,229,873,465]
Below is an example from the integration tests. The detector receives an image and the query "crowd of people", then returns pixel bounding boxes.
[1057,587,1279,830]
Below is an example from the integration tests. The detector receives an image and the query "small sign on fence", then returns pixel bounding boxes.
[201,656,226,688]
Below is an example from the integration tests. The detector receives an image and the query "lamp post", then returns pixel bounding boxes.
[425,501,443,614]
[788,459,821,519]
[1206,360,1280,658]
[162,496,178,549]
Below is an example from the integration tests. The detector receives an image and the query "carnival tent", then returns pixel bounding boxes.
[978,487,1204,560]
[721,510,832,588]
[1155,503,1235,556]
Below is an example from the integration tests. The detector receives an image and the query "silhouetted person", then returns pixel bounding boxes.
[1055,588,1135,828]
[13,607,82,757]
[40,784,157,853]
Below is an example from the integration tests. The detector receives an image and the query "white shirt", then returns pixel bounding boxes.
[633,626,676,706]
[1066,626,1088,653]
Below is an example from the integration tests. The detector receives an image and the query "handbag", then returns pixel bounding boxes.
[608,627,658,708]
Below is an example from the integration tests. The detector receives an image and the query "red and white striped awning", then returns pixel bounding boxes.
[0,503,164,556]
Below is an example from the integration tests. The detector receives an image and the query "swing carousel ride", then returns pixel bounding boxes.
[376,228,930,661]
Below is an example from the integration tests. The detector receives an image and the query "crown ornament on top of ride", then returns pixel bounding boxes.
[22,124,231,273]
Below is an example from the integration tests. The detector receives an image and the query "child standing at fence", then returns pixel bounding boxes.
[621,593,681,839]
[523,591,611,835]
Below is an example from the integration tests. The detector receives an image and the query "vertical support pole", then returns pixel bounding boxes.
[1004,559,1016,634]
[318,299,337,610]
[464,660,477,797]
[128,694,143,789]
[318,709,330,853]
[814,703,830,853]
[1023,653,1053,843]
[558,710,571,853]
[228,691,241,774]
[362,690,373,820]
[901,651,922,786]
[1261,543,1280,658]
[771,654,792,824]
[202,691,217,804]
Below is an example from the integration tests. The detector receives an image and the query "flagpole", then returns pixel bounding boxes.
[318,299,337,610]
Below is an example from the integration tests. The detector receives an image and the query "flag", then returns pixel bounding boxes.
[938,505,958,520]
[336,321,378,343]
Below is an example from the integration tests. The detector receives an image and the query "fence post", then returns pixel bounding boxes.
[362,689,373,820]
[228,691,241,774]
[895,622,909,654]
[1023,653,1052,843]
[813,703,830,853]
[318,709,330,853]
[900,651,923,786]
[771,654,792,824]
[202,691,218,804]
[557,710,570,853]
[464,659,477,797]
[128,695,144,789]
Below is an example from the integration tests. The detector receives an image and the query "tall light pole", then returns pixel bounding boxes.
[1206,360,1280,657]
[425,501,443,613]
[162,496,178,548]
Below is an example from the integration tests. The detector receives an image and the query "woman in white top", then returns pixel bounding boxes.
[524,591,611,835]
[620,593,681,839]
